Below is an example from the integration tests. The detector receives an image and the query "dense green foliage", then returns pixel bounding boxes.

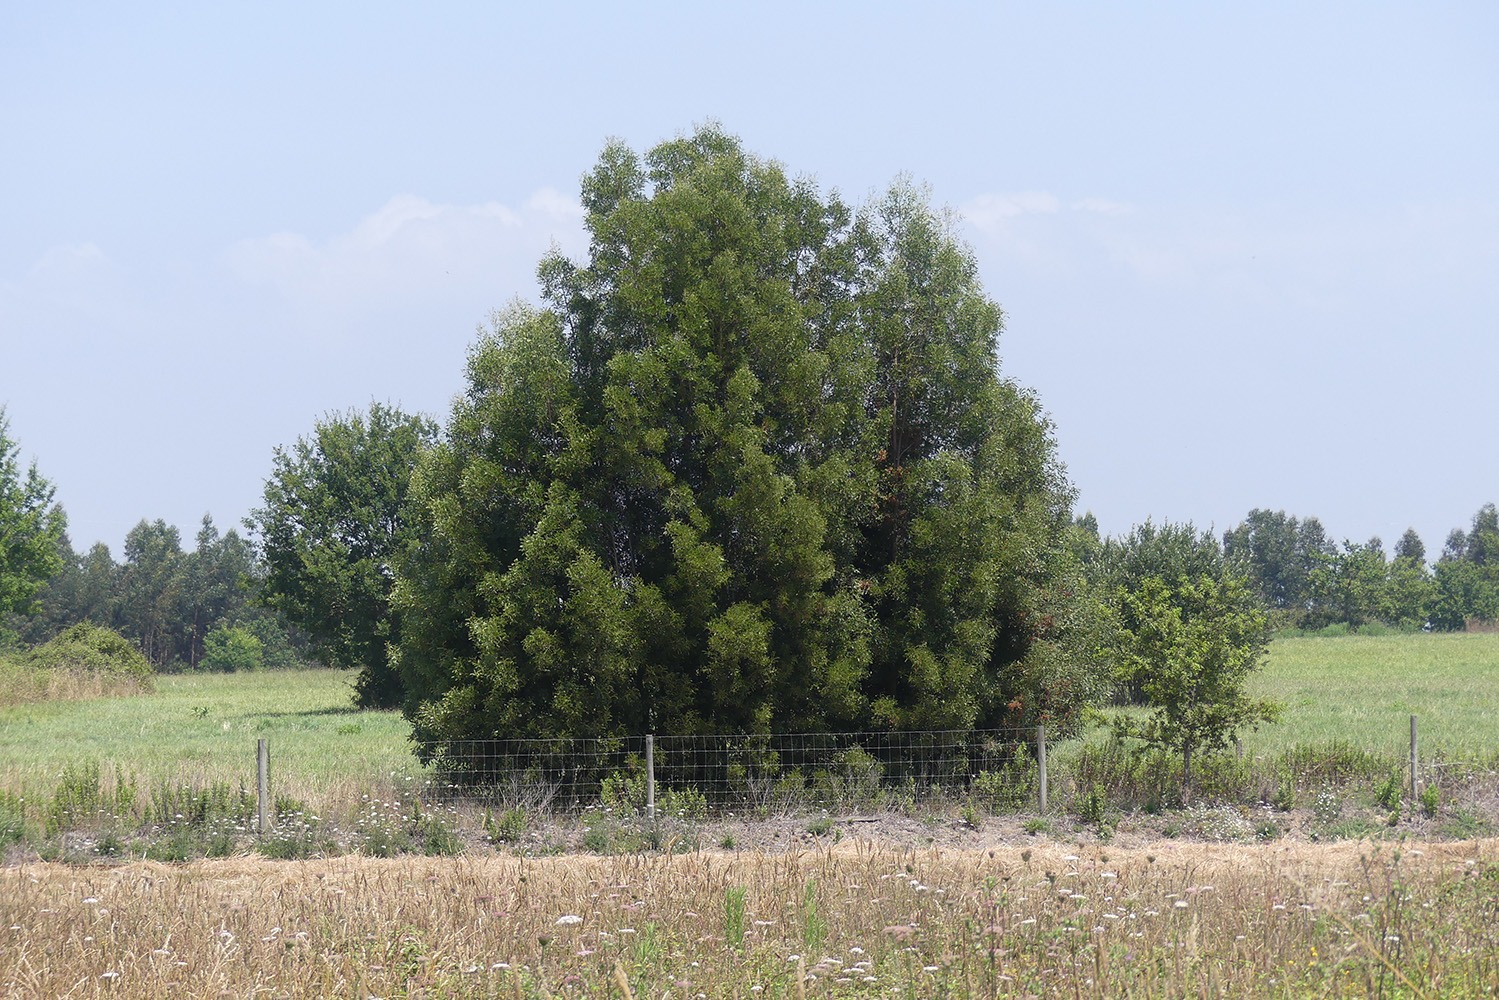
[0,407,67,643]
[393,127,1101,746]
[17,515,300,672]
[1221,509,1332,623]
[1091,520,1276,786]
[249,403,438,707]
[201,624,264,672]
[1113,575,1276,789]
[25,622,153,677]
[1430,503,1499,630]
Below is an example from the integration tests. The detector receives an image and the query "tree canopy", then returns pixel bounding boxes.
[392,127,1102,747]
[0,407,67,643]
[249,402,438,707]
[1223,510,1439,633]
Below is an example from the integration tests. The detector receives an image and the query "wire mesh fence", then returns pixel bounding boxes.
[418,727,1045,814]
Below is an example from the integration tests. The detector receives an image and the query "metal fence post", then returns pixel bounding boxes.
[257,738,270,835]
[1409,715,1418,803]
[1037,724,1047,814]
[646,733,656,821]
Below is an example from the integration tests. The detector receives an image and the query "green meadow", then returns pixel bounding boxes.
[1247,632,1499,758]
[4,632,1498,802]
[0,668,418,799]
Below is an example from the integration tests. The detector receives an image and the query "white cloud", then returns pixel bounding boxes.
[961,191,1061,231]
[222,191,587,311]
[524,186,587,220]
[1070,197,1134,216]
[0,241,135,326]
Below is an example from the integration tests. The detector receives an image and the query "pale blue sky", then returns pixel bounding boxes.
[3,2,1495,559]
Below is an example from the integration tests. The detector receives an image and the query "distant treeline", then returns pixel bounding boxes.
[8,515,310,672]
[6,487,1496,686]
[1073,504,1499,635]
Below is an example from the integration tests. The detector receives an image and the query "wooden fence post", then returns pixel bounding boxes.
[646,734,656,821]
[1037,724,1048,814]
[1409,715,1418,803]
[257,738,270,835]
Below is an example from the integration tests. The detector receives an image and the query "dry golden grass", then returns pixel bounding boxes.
[5,838,1498,998]
[0,662,153,708]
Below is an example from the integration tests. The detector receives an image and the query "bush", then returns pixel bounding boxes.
[808,747,885,809]
[1076,783,1109,825]
[599,768,708,819]
[27,624,152,677]
[148,780,254,828]
[485,807,528,843]
[1375,770,1404,811]
[44,760,137,836]
[1280,741,1392,785]
[201,625,264,672]
[972,755,1040,813]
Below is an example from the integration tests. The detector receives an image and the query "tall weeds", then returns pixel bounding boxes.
[4,842,1497,998]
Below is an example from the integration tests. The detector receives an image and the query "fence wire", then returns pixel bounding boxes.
[420,728,1042,813]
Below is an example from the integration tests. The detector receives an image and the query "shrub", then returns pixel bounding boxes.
[581,825,611,853]
[149,780,254,827]
[485,807,528,843]
[27,624,152,677]
[807,747,886,809]
[1070,737,1252,811]
[1271,770,1297,812]
[420,815,463,856]
[1420,783,1440,818]
[972,754,1039,812]
[599,769,708,819]
[201,625,264,672]
[1375,770,1404,811]
[662,785,708,820]
[1281,741,1391,785]
[599,768,647,813]
[45,760,136,836]
[1076,783,1109,825]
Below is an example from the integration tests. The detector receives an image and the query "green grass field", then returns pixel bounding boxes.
[1247,632,1499,758]
[4,633,1497,803]
[0,668,419,799]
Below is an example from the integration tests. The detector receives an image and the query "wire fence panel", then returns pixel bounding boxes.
[402,717,1494,819]
[418,728,1042,814]
[423,736,648,812]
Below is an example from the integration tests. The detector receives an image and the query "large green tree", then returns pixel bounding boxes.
[0,408,68,645]
[1095,520,1232,703]
[394,127,1101,747]
[178,516,258,669]
[250,402,438,707]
